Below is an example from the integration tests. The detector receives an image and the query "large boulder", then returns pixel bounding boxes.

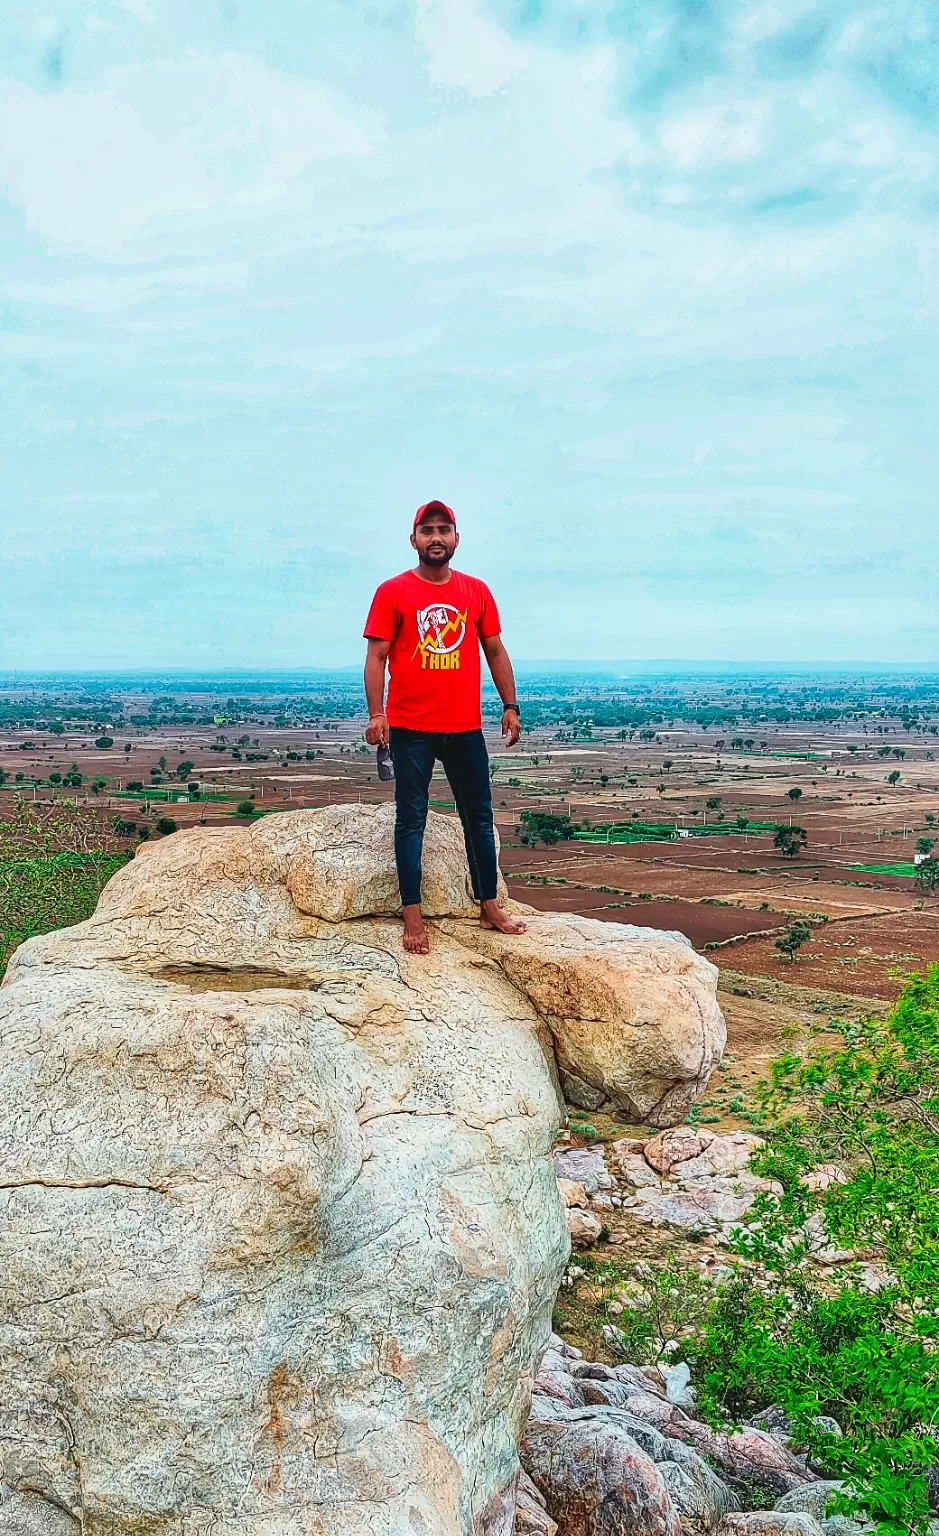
[0,806,724,1535]
[521,1413,681,1535]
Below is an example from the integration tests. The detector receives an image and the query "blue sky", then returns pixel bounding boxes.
[2,0,937,667]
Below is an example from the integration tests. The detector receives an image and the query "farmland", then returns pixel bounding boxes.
[2,669,937,1054]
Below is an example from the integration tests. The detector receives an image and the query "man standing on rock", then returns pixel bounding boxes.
[364,499,527,954]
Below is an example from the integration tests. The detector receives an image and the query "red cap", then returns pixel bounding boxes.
[413,499,456,530]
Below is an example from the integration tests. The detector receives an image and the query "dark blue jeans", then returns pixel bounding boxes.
[389,726,498,908]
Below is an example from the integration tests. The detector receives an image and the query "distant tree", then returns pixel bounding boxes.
[48,722,65,736]
[774,918,813,963]
[520,810,573,846]
[787,786,803,802]
[774,824,808,858]
[113,818,137,837]
[175,760,195,780]
[158,755,166,771]
[124,743,132,754]
[90,777,108,795]
[154,817,177,836]
[878,745,893,758]
[657,783,666,795]
[235,800,257,817]
[94,737,114,749]
[0,769,7,787]
[126,780,144,792]
[662,759,674,772]
[915,859,939,894]
[137,825,150,841]
[736,815,749,830]
[187,781,200,798]
[887,770,901,786]
[48,772,62,785]
[706,797,722,811]
[916,837,936,857]
[892,748,906,760]
[847,744,858,753]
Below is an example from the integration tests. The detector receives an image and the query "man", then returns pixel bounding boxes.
[363,500,527,954]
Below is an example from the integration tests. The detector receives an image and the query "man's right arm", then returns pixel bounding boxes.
[364,637,391,746]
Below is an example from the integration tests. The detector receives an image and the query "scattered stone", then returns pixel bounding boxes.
[553,1145,614,1194]
[613,1363,671,1398]
[675,1131,764,1180]
[521,1414,681,1536]
[775,1483,846,1519]
[662,1360,695,1409]
[567,1206,604,1247]
[676,1423,817,1500]
[549,1331,583,1359]
[800,1165,847,1193]
[659,1451,740,1528]
[715,1516,825,1536]
[516,1468,560,1535]
[615,1151,664,1188]
[644,1126,716,1175]
[557,1177,589,1207]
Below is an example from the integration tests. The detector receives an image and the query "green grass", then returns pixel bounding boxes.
[849,861,916,877]
[0,850,130,977]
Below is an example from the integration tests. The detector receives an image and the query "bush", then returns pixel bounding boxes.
[154,817,177,836]
[692,966,939,1533]
[235,800,256,817]
[94,736,114,749]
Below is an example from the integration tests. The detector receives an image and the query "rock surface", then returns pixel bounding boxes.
[521,1413,682,1535]
[0,806,724,1536]
[716,1516,825,1536]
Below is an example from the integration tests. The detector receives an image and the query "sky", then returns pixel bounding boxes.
[1,0,937,669]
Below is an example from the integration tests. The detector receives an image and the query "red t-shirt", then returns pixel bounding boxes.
[363,568,501,732]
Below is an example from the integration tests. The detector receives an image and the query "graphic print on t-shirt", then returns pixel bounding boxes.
[412,602,469,670]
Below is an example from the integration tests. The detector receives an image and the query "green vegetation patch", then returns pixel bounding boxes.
[849,861,916,877]
[0,850,129,977]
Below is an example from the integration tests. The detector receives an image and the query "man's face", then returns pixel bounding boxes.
[411,514,458,567]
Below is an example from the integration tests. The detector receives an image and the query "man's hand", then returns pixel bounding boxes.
[501,708,520,747]
[365,712,389,747]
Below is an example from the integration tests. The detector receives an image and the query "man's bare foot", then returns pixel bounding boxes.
[402,903,429,954]
[479,898,527,935]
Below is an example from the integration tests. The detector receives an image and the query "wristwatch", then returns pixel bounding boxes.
[504,703,520,715]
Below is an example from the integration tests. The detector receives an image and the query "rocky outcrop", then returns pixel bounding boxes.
[0,806,724,1536]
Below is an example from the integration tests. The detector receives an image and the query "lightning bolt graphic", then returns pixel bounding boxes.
[412,609,468,659]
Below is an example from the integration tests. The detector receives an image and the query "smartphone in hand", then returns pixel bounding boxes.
[377,745,394,781]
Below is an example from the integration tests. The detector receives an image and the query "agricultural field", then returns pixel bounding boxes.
[2,668,937,1053]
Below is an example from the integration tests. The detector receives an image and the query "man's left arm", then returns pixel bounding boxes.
[480,634,520,746]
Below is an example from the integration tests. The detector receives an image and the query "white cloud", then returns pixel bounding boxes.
[413,0,529,96]
[0,52,377,254]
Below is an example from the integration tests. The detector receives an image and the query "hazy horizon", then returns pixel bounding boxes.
[3,0,937,669]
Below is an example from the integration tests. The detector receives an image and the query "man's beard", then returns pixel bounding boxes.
[421,547,450,565]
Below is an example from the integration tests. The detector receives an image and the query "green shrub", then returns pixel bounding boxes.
[692,966,939,1534]
[154,817,177,836]
[235,800,256,817]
